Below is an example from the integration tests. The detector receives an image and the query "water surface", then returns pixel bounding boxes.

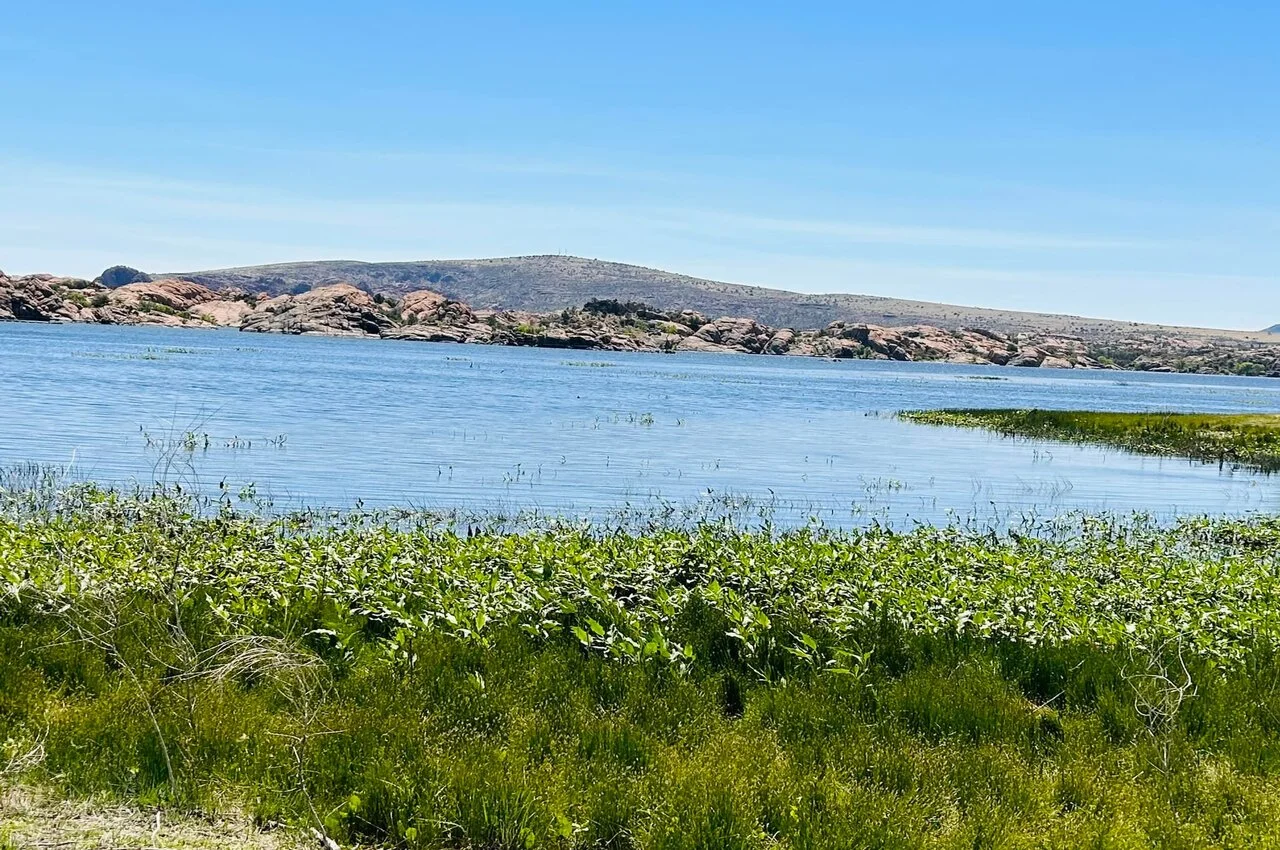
[3,322,1278,526]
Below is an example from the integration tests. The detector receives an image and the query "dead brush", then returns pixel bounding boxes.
[1123,635,1198,774]
[43,584,330,799]
[1,734,47,779]
[175,635,329,707]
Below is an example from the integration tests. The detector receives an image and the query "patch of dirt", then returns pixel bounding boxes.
[0,786,302,849]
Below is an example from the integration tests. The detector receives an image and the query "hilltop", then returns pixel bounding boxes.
[161,255,1242,340]
[7,256,1280,375]
[9,268,1280,375]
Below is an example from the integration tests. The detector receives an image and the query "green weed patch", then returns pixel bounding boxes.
[5,491,1280,846]
[901,409,1280,472]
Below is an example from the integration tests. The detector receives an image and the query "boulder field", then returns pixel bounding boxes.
[3,270,1278,374]
[0,273,256,328]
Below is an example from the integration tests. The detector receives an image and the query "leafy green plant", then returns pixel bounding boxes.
[6,491,1280,845]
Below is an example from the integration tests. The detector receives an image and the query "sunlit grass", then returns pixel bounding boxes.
[901,409,1280,472]
[7,488,1280,846]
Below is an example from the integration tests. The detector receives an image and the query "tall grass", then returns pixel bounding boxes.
[6,489,1280,846]
[902,409,1280,472]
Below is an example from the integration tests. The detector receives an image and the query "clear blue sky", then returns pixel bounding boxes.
[3,2,1278,328]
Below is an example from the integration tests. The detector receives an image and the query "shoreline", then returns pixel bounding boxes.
[6,271,1280,376]
[10,313,1280,379]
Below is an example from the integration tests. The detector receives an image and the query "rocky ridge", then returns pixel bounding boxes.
[239,283,392,337]
[4,270,1279,375]
[158,255,1267,342]
[0,272,255,327]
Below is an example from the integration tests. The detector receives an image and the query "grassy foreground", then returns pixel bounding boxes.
[901,409,1280,472]
[7,491,1280,847]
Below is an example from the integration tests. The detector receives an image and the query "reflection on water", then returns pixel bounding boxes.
[2,322,1278,527]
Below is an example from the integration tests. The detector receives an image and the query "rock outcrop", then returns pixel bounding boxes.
[764,329,796,355]
[93,278,240,327]
[239,284,395,337]
[6,270,1280,376]
[95,265,152,289]
[0,273,89,322]
[398,290,451,322]
[0,273,253,328]
[194,299,257,327]
[383,324,483,344]
[678,317,775,354]
[110,279,223,312]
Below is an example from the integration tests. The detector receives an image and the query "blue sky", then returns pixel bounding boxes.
[3,1,1278,329]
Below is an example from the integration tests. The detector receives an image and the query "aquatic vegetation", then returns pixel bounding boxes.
[902,409,1280,472]
[138,427,288,453]
[71,345,201,362]
[586,412,659,429]
[5,492,1278,667]
[7,489,1280,845]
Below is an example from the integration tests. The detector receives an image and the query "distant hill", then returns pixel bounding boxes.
[1263,325,1280,335]
[161,255,1237,338]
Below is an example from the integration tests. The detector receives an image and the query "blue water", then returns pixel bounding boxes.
[3,321,1279,526]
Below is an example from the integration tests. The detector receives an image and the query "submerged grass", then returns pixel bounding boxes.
[901,409,1280,472]
[6,488,1280,846]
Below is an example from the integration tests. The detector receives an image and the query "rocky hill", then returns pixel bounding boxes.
[161,255,1229,340]
[8,268,1280,376]
[0,273,256,328]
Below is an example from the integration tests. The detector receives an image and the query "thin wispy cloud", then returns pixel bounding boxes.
[192,142,685,183]
[2,159,1161,253]
[685,250,1278,329]
[668,209,1159,251]
[1,155,1276,329]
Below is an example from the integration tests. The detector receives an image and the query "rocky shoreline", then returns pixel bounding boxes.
[4,270,1280,375]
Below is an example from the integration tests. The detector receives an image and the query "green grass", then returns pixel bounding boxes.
[8,489,1280,846]
[901,409,1280,472]
[137,298,179,316]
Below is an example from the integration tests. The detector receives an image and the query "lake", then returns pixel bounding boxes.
[3,321,1279,527]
